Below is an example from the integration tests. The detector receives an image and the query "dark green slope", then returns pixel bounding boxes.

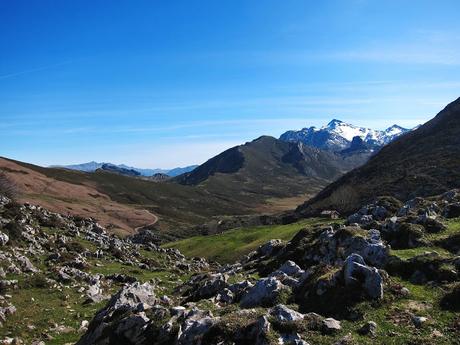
[176,136,366,201]
[297,97,460,215]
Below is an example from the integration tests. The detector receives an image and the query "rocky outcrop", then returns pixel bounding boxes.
[177,309,218,345]
[0,232,8,246]
[270,304,304,322]
[178,273,228,302]
[240,277,291,308]
[2,189,459,344]
[77,282,156,345]
[304,226,389,268]
[343,254,383,299]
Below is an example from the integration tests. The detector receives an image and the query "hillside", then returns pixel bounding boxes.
[297,97,460,215]
[1,157,270,239]
[0,158,157,236]
[0,134,373,239]
[0,141,350,240]
[176,136,367,202]
[2,188,460,344]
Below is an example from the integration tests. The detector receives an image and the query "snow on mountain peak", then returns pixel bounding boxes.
[322,119,372,141]
[279,119,411,152]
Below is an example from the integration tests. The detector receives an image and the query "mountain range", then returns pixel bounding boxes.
[1,117,416,237]
[280,119,410,152]
[297,97,460,215]
[2,98,460,345]
[51,161,198,177]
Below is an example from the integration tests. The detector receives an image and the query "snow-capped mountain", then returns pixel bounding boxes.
[279,119,410,152]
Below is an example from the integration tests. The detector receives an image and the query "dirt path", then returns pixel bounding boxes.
[134,209,159,232]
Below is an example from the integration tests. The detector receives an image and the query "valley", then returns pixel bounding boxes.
[3,1,460,343]
[1,101,460,345]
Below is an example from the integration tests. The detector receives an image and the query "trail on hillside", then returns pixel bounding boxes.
[134,209,159,232]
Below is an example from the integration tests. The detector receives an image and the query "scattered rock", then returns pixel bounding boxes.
[358,321,377,336]
[0,232,9,246]
[322,317,341,334]
[16,255,38,273]
[270,304,304,322]
[178,308,217,345]
[343,254,383,299]
[257,239,284,257]
[279,333,309,345]
[412,315,428,328]
[240,277,290,308]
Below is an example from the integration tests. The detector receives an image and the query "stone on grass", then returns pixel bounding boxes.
[240,277,290,308]
[322,317,341,334]
[358,321,377,336]
[270,304,304,322]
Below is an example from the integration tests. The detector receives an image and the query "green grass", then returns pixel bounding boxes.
[163,218,334,263]
[389,218,460,260]
[2,282,106,344]
[0,225,195,344]
[332,278,457,344]
[0,256,190,343]
[426,217,460,241]
[390,246,452,260]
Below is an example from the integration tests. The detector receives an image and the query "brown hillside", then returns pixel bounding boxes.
[0,158,157,236]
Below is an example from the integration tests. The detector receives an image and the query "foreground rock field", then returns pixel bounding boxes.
[1,191,460,344]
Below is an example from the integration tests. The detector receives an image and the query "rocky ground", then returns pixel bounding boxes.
[1,191,460,344]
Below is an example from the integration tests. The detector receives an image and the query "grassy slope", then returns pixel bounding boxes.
[163,218,460,344]
[2,219,460,344]
[163,218,334,263]
[0,229,188,344]
[5,156,328,239]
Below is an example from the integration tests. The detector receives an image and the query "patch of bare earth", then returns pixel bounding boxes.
[256,193,313,213]
[0,158,157,236]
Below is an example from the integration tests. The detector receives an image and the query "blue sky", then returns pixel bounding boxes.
[1,0,460,168]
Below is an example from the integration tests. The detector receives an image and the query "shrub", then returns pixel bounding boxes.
[440,283,460,311]
[20,273,50,289]
[2,201,22,219]
[65,240,86,253]
[0,172,18,200]
[109,246,124,259]
[4,220,23,242]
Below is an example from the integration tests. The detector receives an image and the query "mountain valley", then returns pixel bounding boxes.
[1,101,460,345]
[1,119,390,240]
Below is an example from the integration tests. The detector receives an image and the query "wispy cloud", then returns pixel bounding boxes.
[329,48,460,65]
[0,61,73,81]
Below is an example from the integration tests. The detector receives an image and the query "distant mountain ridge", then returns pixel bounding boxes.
[97,163,141,177]
[280,119,410,152]
[51,161,198,177]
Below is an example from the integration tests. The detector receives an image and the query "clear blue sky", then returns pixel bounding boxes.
[1,0,460,168]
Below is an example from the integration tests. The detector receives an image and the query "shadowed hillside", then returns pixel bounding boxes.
[176,136,368,201]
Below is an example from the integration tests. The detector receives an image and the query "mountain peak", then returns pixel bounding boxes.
[280,119,412,152]
[326,119,345,127]
[385,124,405,131]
